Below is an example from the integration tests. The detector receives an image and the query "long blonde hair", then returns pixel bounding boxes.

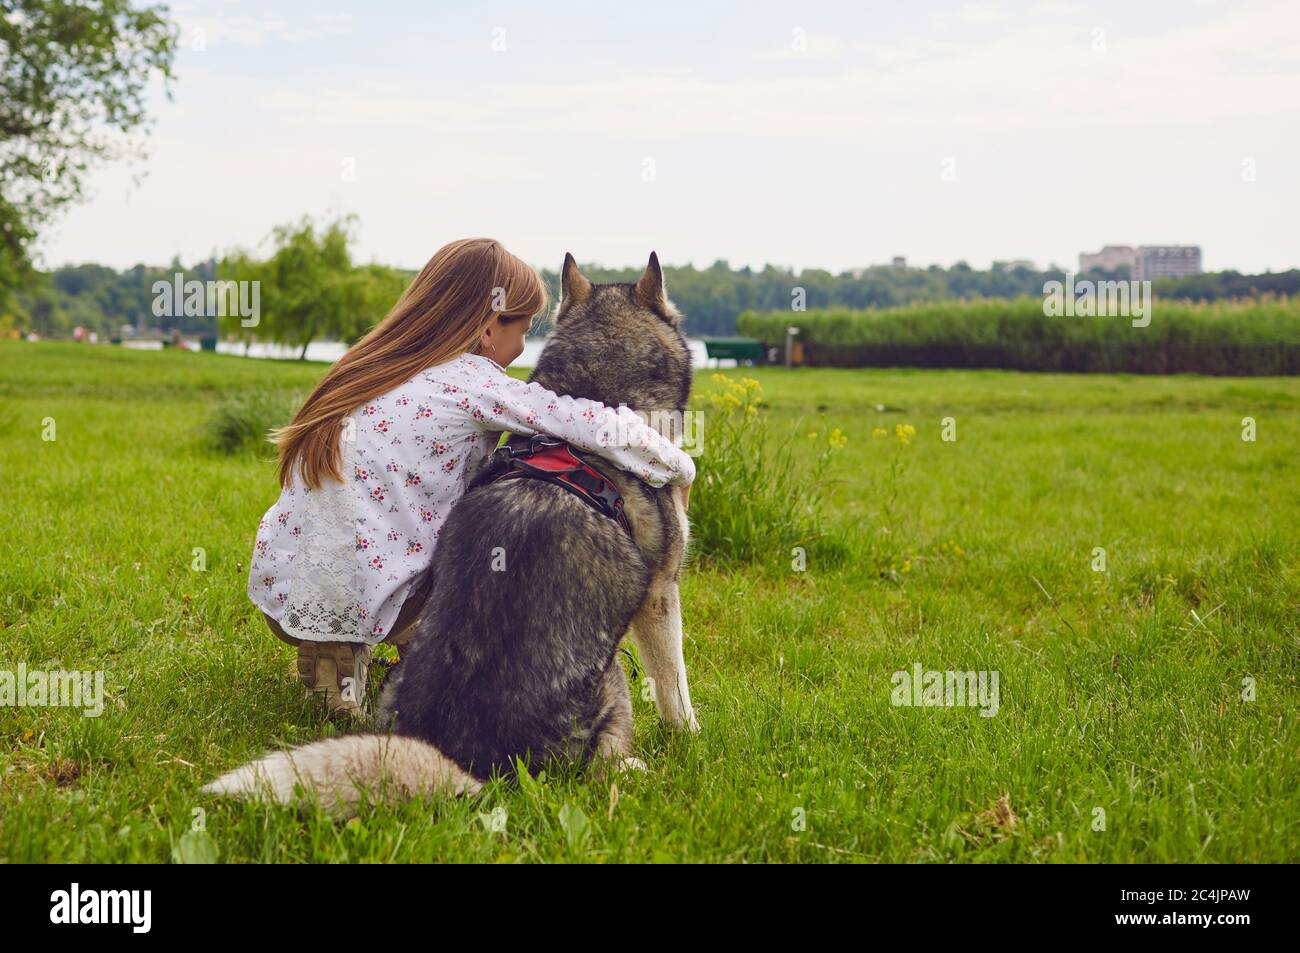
[273,238,546,489]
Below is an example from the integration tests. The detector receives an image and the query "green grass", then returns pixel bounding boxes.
[1,341,1297,863]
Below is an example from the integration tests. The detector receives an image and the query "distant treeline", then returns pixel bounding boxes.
[545,262,1300,338]
[11,260,224,339]
[738,297,1300,375]
[7,243,1300,343]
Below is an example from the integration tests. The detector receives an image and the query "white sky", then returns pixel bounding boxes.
[37,0,1300,275]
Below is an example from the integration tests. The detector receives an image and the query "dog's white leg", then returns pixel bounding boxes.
[629,580,699,733]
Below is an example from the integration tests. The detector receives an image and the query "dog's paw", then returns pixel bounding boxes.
[618,757,648,773]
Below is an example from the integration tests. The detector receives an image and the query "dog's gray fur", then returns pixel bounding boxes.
[204,252,697,813]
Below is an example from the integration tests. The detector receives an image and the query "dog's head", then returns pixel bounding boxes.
[530,252,692,417]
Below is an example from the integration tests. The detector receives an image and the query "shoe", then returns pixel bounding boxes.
[296,641,372,717]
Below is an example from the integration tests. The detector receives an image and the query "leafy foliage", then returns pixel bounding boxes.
[740,296,1300,348]
[0,0,178,308]
[553,260,1300,339]
[690,374,847,566]
[739,296,1300,373]
[217,215,408,358]
[12,246,1300,343]
[203,388,299,457]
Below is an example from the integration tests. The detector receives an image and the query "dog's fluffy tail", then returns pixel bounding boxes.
[202,734,480,815]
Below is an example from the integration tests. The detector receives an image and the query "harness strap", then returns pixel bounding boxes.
[474,435,634,538]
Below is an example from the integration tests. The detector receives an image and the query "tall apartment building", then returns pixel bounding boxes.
[1078,244,1203,281]
[1132,246,1202,282]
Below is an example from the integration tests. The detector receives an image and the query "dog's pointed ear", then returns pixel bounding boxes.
[561,252,592,307]
[635,251,666,307]
[635,251,681,326]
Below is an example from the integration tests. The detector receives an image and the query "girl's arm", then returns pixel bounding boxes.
[461,363,695,488]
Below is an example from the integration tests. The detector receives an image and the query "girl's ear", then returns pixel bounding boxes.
[474,316,496,353]
[561,252,592,307]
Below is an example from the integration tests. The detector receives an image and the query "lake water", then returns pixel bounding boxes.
[190,337,733,368]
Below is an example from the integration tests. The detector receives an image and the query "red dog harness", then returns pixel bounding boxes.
[474,434,634,538]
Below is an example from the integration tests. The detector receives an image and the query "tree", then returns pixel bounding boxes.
[215,248,264,353]
[218,215,410,357]
[0,0,177,311]
[264,217,352,359]
[336,262,409,344]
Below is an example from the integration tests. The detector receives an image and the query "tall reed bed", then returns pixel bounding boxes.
[738,296,1300,374]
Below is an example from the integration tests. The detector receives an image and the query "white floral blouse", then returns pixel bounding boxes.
[248,352,695,644]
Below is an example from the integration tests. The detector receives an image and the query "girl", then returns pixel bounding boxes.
[250,238,695,714]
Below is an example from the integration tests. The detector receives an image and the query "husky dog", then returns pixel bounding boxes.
[204,252,698,813]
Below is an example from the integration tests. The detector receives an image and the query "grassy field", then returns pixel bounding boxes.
[1,340,1297,863]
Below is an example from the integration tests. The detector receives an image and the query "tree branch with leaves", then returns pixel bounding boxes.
[0,0,177,313]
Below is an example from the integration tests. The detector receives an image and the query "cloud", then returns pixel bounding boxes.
[761,30,848,61]
[956,3,1008,23]
[175,12,350,48]
[1028,1,1082,16]
[38,0,1300,274]
[287,0,1293,141]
